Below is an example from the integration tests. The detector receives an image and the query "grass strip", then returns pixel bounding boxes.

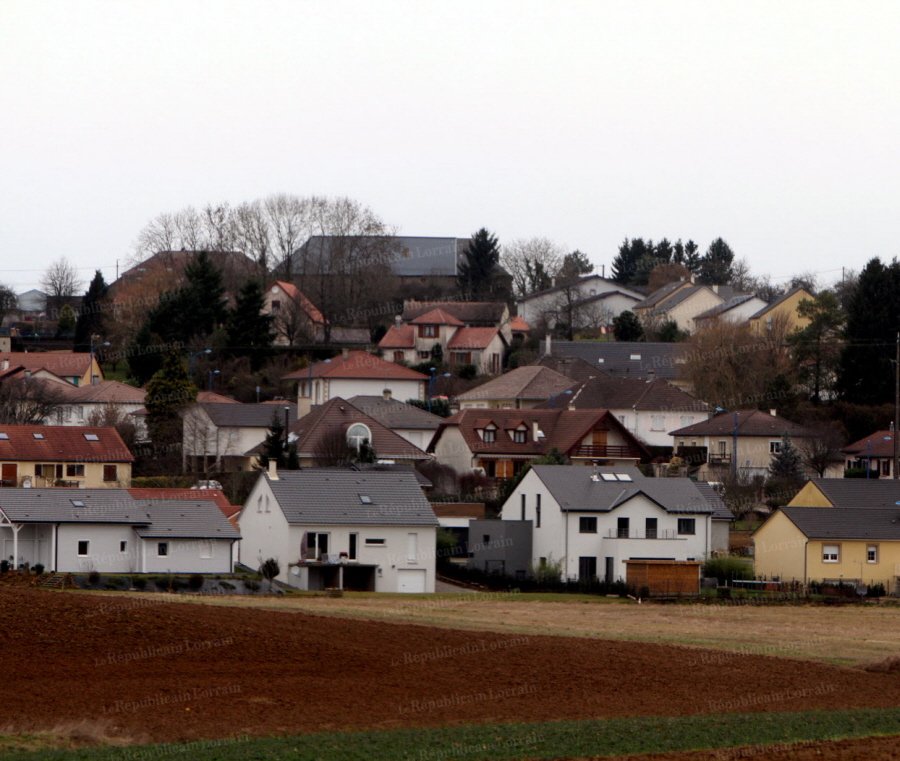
[6,707,900,761]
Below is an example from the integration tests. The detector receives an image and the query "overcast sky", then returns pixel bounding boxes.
[3,0,900,292]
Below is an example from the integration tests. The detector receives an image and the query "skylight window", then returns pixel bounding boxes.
[359,495,372,505]
[83,433,99,441]
[32,432,44,440]
[600,473,617,481]
[629,354,641,361]
[615,474,633,482]
[70,500,85,508]
[0,433,7,440]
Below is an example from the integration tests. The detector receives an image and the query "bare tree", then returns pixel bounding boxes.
[233,200,272,274]
[264,193,309,280]
[273,291,320,346]
[86,404,137,451]
[314,426,356,467]
[0,283,17,323]
[502,237,565,298]
[798,422,845,477]
[40,258,82,317]
[0,377,65,425]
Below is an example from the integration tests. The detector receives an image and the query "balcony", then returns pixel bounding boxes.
[708,453,732,465]
[604,530,681,540]
[571,445,641,459]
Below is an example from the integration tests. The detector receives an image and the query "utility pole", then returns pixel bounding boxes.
[894,332,899,479]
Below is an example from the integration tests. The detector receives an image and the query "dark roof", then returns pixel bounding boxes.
[198,402,298,429]
[634,281,691,310]
[264,469,439,526]
[402,300,507,326]
[549,341,688,382]
[348,396,444,431]
[0,425,134,462]
[670,410,810,438]
[529,465,715,514]
[842,431,895,458]
[693,482,733,521]
[650,285,711,314]
[457,366,576,403]
[695,294,761,321]
[795,479,900,509]
[749,287,814,320]
[518,275,644,302]
[535,355,609,384]
[288,397,429,460]
[542,375,706,413]
[133,499,241,539]
[778,506,900,541]
[297,236,461,278]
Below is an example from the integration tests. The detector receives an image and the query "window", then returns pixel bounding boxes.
[617,517,630,538]
[32,432,44,440]
[66,464,85,477]
[482,427,496,443]
[650,415,665,431]
[539,557,547,568]
[536,494,541,527]
[70,499,85,508]
[407,532,418,563]
[307,532,329,558]
[509,428,525,444]
[417,351,430,359]
[0,433,7,440]
[421,324,437,337]
[677,518,696,535]
[769,441,782,455]
[270,299,281,311]
[103,464,118,482]
[120,541,127,553]
[157,542,168,557]
[578,556,597,580]
[348,533,358,561]
[77,540,89,556]
[83,433,99,441]
[645,517,658,539]
[881,460,891,476]
[257,495,263,513]
[520,493,526,521]
[822,544,839,563]
[393,351,405,362]
[867,545,878,564]
[365,538,385,546]
[36,463,63,480]
[579,516,598,533]
[346,423,372,451]
[359,494,372,504]
[680,416,695,427]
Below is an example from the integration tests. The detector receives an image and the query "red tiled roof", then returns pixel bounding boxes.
[283,351,428,381]
[509,316,530,333]
[0,352,94,381]
[0,425,134,462]
[378,324,416,349]
[196,391,240,404]
[128,487,240,523]
[55,380,145,405]
[447,327,500,350]
[842,431,895,458]
[410,308,464,326]
[272,281,325,325]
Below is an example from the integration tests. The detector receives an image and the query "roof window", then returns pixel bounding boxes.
[32,432,44,440]
[0,433,7,440]
[359,495,372,505]
[84,433,100,441]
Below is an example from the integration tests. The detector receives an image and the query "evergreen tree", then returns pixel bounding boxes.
[611,239,641,284]
[837,257,900,404]
[612,310,645,341]
[698,238,735,285]
[556,249,593,285]
[458,228,500,299]
[769,434,803,481]
[225,279,273,370]
[657,319,687,343]
[56,304,76,337]
[258,411,287,468]
[182,251,227,336]
[682,240,702,273]
[788,290,844,404]
[145,351,197,449]
[74,270,108,351]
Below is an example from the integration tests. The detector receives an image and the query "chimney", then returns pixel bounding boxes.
[1,359,7,371]
[268,460,278,480]
[341,347,350,359]
[711,284,719,294]
[298,396,311,418]
[532,421,540,441]
[394,315,402,326]
[383,388,392,400]
[769,409,777,417]
[544,334,552,357]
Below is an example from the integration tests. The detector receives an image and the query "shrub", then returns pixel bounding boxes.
[154,577,169,591]
[244,579,260,591]
[132,576,147,590]
[457,364,477,380]
[259,558,280,589]
[703,555,754,584]
[0,560,8,574]
[218,580,235,590]
[867,582,886,598]
[88,570,101,586]
[33,564,45,575]
[188,574,204,592]
[169,577,184,592]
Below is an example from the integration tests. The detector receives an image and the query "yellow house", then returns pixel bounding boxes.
[753,506,900,592]
[748,287,814,335]
[0,425,133,488]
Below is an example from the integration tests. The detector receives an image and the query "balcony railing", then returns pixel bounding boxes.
[571,445,641,459]
[708,453,732,465]
[604,529,681,540]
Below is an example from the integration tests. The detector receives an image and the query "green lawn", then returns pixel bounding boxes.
[6,708,900,760]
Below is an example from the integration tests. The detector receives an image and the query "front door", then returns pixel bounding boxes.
[605,556,615,584]
[578,556,597,581]
[1,464,17,487]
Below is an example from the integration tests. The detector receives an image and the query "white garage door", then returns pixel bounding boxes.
[397,569,427,593]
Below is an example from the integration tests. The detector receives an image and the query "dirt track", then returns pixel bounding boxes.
[2,586,900,744]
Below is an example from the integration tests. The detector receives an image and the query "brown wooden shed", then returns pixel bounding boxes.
[625,560,702,598]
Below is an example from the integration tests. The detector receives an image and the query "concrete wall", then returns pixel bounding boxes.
[328,378,425,404]
[432,426,475,474]
[467,519,532,577]
[140,537,234,574]
[56,523,138,573]
[238,477,293,573]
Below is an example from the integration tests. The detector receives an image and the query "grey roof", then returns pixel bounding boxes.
[265,469,439,527]
[297,236,462,278]
[530,465,715,514]
[0,489,148,524]
[133,500,241,539]
[749,286,813,320]
[695,294,759,321]
[348,396,444,430]
[634,281,689,309]
[795,479,900,509]
[519,275,644,302]
[779,507,900,541]
[649,285,708,314]
[550,341,686,382]
[199,402,298,428]
[694,482,733,521]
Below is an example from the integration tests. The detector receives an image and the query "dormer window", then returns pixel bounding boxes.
[482,426,496,443]
[347,423,372,451]
[421,324,437,338]
[512,426,527,444]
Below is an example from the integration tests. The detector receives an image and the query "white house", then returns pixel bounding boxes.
[240,467,439,593]
[283,351,428,417]
[347,395,444,451]
[0,489,239,574]
[499,465,716,582]
[517,275,644,330]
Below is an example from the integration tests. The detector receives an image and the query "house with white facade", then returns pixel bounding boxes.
[283,351,428,416]
[0,489,239,573]
[497,465,716,582]
[517,276,643,330]
[347,395,444,451]
[239,467,439,593]
[693,294,769,328]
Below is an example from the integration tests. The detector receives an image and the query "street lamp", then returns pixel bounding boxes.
[207,369,220,391]
[89,334,110,385]
[188,347,212,378]
[428,367,451,411]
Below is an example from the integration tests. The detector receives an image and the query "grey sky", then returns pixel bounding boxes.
[2,0,899,292]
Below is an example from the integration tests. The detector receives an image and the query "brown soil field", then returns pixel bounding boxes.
[2,586,900,746]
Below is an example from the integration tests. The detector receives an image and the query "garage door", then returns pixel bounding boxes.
[397,569,427,593]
